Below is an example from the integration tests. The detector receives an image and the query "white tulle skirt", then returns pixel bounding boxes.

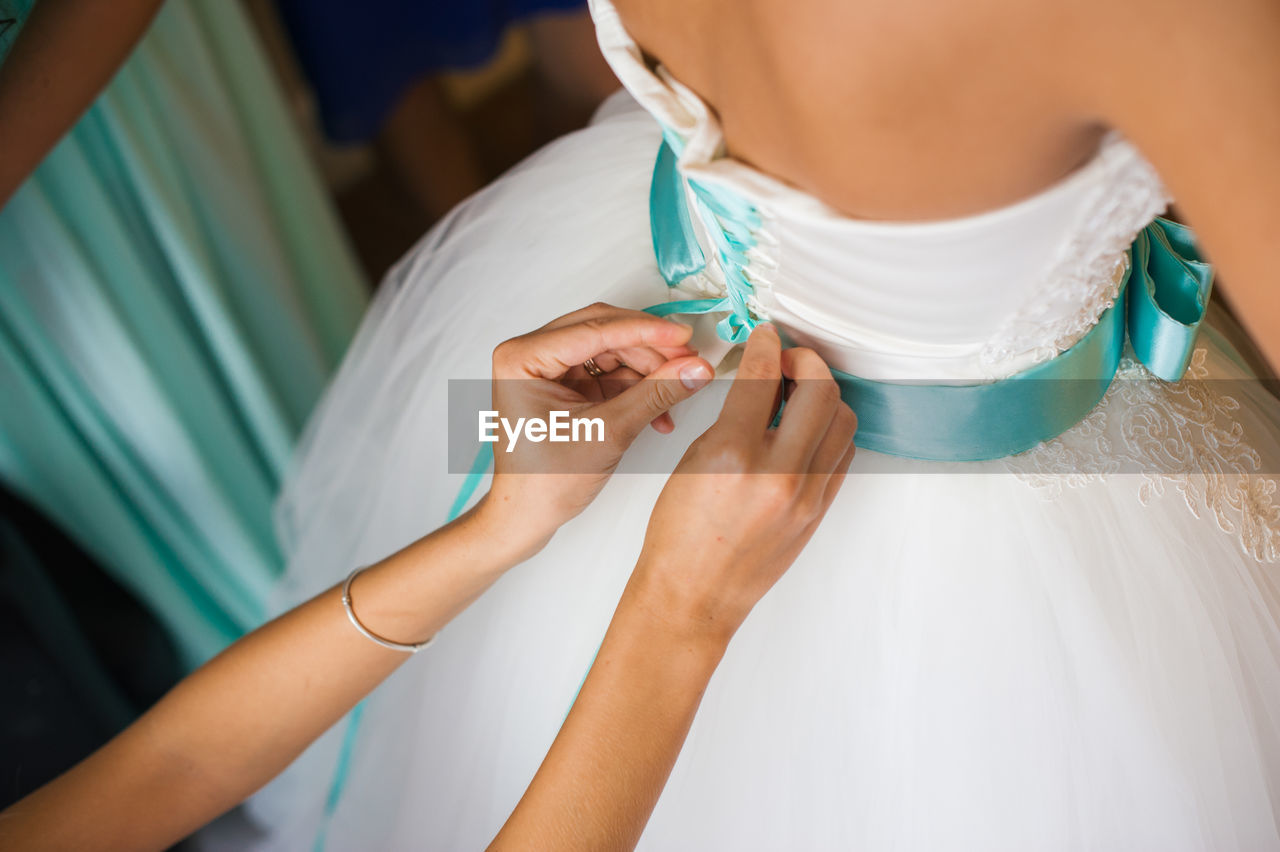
[224,94,1280,851]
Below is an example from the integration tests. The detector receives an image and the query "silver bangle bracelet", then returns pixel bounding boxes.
[341,567,435,654]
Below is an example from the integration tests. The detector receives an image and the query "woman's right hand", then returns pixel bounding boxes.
[493,324,856,851]
[634,323,857,643]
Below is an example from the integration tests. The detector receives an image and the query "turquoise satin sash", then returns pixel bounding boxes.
[646,139,1214,461]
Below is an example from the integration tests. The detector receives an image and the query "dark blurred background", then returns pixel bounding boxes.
[241,0,617,280]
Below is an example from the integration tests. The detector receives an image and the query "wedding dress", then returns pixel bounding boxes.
[228,1,1280,848]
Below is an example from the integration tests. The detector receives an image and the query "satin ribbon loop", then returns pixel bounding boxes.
[649,137,706,288]
[1125,217,1214,382]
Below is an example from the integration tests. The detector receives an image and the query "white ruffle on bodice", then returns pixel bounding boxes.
[590,0,1171,381]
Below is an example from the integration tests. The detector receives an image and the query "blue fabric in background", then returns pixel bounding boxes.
[274,0,587,143]
[0,0,369,666]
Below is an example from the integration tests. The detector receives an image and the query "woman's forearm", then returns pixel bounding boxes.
[489,557,731,851]
[0,498,539,852]
[0,0,165,206]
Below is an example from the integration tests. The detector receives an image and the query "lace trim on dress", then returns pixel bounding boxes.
[979,136,1172,375]
[1005,348,1280,564]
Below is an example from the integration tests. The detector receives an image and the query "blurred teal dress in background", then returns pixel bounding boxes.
[0,0,368,665]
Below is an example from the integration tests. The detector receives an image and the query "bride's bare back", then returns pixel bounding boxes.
[615,0,1106,221]
[613,0,1280,362]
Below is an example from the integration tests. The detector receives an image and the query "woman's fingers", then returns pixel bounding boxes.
[583,350,626,374]
[589,345,689,377]
[558,359,689,434]
[596,355,714,443]
[719,324,784,430]
[495,314,695,380]
[807,402,857,475]
[793,439,857,549]
[533,304,697,364]
[611,346,684,376]
[597,367,645,400]
[597,367,683,434]
[653,344,699,360]
[512,306,699,407]
[774,347,843,468]
[505,306,852,462]
[819,440,857,512]
[650,411,677,434]
[794,469,851,549]
[562,364,605,401]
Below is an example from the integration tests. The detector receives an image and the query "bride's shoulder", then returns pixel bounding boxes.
[1037,0,1278,123]
[964,0,1275,102]
[612,0,1277,223]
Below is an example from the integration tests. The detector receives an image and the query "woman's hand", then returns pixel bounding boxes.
[480,302,714,550]
[635,323,857,642]
[0,304,714,852]
[490,324,855,852]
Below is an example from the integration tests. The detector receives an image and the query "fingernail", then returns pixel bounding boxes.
[680,363,712,390]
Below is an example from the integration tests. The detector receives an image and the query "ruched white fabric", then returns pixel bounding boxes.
[204,5,1280,851]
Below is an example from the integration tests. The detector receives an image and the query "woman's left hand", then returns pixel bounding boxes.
[481,302,714,550]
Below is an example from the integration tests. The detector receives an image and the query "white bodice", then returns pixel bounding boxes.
[590,0,1172,381]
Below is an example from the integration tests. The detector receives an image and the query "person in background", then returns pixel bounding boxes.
[273,0,618,221]
[0,0,367,671]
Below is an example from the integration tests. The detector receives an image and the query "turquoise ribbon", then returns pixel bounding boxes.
[1127,217,1213,381]
[648,138,762,344]
[650,137,706,289]
[830,287,1125,461]
[646,140,1214,461]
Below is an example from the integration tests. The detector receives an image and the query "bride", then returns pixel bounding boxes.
[240,0,1280,848]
